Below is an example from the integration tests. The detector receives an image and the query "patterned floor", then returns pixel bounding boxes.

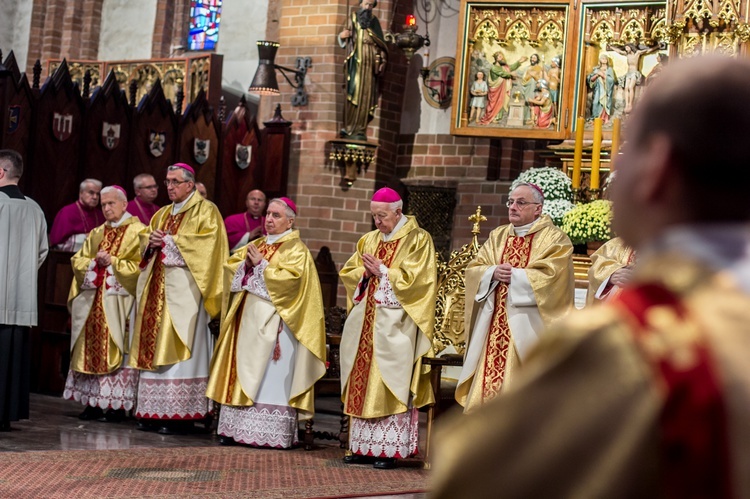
[0,394,428,499]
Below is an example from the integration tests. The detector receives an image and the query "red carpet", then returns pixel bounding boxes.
[0,444,428,498]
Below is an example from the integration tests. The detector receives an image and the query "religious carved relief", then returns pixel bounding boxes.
[452,2,570,139]
[665,0,750,55]
[577,3,669,131]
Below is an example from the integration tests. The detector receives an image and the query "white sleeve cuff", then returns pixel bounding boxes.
[243,259,271,301]
[508,268,537,307]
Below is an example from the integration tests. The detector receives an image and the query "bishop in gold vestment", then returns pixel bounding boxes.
[587,236,635,304]
[206,198,326,448]
[64,186,144,421]
[339,188,436,468]
[456,184,574,413]
[129,164,228,431]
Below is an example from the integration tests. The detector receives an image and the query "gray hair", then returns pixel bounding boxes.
[388,199,403,211]
[100,186,127,202]
[269,198,297,220]
[513,182,544,204]
[80,178,103,192]
[167,165,195,183]
[133,173,155,189]
[0,149,23,179]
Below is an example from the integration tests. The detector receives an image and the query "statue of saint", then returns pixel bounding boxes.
[338,0,389,141]
[607,42,661,114]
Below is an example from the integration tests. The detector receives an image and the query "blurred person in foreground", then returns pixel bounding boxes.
[432,54,750,498]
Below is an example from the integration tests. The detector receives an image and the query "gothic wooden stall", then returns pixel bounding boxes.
[0,51,293,394]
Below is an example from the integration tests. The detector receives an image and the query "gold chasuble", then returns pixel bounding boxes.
[587,236,635,305]
[457,215,574,412]
[130,193,228,370]
[206,231,327,420]
[68,217,145,375]
[432,252,744,499]
[339,216,437,419]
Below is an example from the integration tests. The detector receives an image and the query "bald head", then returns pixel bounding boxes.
[612,55,750,247]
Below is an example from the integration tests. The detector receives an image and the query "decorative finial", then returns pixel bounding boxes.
[469,206,487,236]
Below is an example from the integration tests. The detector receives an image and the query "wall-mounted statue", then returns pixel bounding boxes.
[338,0,388,141]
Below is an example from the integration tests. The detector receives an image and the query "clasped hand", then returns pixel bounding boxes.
[246,244,263,267]
[493,263,513,284]
[362,253,384,278]
[149,229,166,249]
[95,250,111,267]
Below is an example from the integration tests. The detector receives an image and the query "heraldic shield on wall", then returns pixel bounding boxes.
[194,138,210,165]
[235,144,251,170]
[451,0,572,140]
[102,122,121,150]
[149,130,166,157]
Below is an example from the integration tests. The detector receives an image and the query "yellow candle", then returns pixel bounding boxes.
[591,117,602,189]
[610,118,621,171]
[572,117,584,189]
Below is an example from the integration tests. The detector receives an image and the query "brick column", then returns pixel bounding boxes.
[27,0,104,74]
[152,0,190,58]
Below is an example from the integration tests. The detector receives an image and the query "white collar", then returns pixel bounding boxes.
[267,228,292,244]
[512,219,537,237]
[172,190,196,214]
[109,212,132,228]
[383,214,408,242]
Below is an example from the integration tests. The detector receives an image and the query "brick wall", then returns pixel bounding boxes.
[152,0,190,58]
[28,0,105,74]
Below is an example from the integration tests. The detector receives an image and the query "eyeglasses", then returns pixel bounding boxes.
[140,184,158,190]
[164,180,190,187]
[506,200,540,208]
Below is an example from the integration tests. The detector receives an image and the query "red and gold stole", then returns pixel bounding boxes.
[480,233,535,403]
[615,283,731,499]
[135,213,186,369]
[224,241,282,403]
[345,239,401,417]
[82,225,128,374]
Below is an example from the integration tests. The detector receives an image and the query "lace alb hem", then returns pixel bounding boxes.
[63,367,139,411]
[218,403,299,448]
[349,409,419,459]
[135,376,209,419]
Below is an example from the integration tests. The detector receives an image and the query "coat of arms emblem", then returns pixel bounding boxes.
[52,112,73,141]
[102,122,121,150]
[8,106,20,134]
[194,138,210,165]
[149,131,166,157]
[235,144,251,169]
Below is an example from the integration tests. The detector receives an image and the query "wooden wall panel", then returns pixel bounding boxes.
[128,79,177,206]
[28,62,86,228]
[81,72,132,191]
[219,97,262,216]
[178,89,221,203]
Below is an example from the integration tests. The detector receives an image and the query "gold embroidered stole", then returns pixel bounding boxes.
[82,225,128,374]
[223,241,282,403]
[135,213,186,369]
[345,239,401,416]
[481,233,535,402]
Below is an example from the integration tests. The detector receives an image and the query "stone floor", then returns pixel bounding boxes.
[0,393,427,499]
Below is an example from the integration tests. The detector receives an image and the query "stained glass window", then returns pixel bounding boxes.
[188,0,223,51]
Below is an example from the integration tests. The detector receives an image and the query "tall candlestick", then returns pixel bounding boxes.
[591,118,603,189]
[572,117,584,189]
[610,118,621,171]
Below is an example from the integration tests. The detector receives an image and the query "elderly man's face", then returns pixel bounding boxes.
[100,191,128,223]
[165,169,194,203]
[135,175,158,203]
[371,201,401,234]
[507,186,542,226]
[361,0,376,10]
[246,190,266,217]
[79,182,101,209]
[265,201,293,235]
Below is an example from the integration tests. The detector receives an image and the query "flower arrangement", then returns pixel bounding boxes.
[560,199,613,245]
[543,198,576,227]
[510,167,573,203]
